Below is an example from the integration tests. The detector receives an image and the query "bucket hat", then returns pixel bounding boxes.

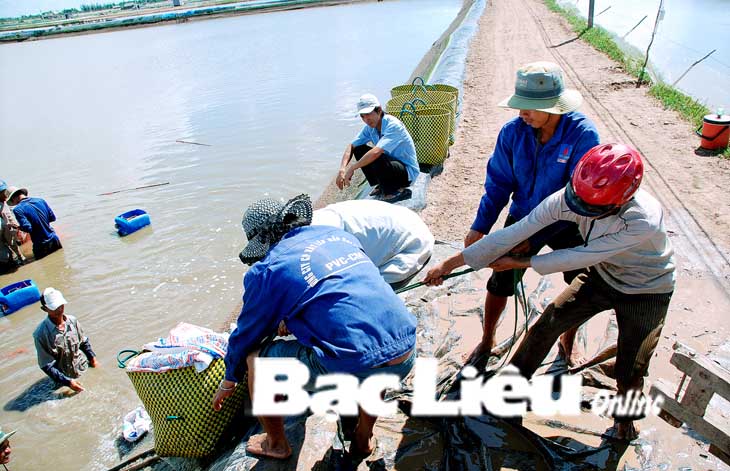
[239,194,313,265]
[498,61,582,114]
[0,426,16,443]
[356,94,381,115]
[6,186,28,205]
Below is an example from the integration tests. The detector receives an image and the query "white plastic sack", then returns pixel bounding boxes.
[122,406,151,442]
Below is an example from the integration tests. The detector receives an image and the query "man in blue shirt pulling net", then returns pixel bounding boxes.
[213,194,416,460]
[336,94,420,203]
[464,62,600,368]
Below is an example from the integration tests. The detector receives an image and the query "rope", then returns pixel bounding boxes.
[394,268,475,294]
[494,268,528,371]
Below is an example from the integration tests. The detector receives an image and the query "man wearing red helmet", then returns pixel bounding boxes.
[426,143,675,440]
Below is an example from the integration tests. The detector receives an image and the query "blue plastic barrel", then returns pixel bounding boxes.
[0,279,41,316]
[115,209,151,236]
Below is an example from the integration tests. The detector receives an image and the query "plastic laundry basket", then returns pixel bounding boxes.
[118,351,246,457]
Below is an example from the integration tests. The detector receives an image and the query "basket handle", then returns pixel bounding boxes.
[411,98,427,107]
[117,349,141,368]
[399,102,417,114]
[399,108,416,119]
[696,124,729,140]
[411,76,425,86]
[411,84,428,97]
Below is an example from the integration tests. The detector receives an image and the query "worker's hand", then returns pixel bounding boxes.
[336,169,347,190]
[277,320,290,337]
[509,240,531,255]
[464,229,484,248]
[213,380,237,411]
[489,255,530,272]
[423,262,453,286]
[68,379,85,393]
[89,357,100,368]
[336,167,354,190]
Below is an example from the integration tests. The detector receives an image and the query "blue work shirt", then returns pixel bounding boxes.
[352,114,420,183]
[224,225,417,383]
[13,197,58,247]
[471,112,600,236]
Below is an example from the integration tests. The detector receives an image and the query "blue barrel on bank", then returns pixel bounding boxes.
[115,209,151,236]
[0,279,41,316]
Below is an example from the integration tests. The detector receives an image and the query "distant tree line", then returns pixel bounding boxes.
[0,0,167,21]
[79,3,117,12]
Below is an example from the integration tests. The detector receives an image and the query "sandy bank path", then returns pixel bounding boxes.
[421,0,730,465]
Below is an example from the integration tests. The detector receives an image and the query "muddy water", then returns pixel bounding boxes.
[0,1,461,469]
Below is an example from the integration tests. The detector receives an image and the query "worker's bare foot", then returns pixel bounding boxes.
[246,433,292,459]
[605,421,639,442]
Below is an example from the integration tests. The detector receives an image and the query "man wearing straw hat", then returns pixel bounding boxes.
[7,186,62,260]
[336,93,420,203]
[0,426,16,468]
[463,61,600,368]
[213,194,416,460]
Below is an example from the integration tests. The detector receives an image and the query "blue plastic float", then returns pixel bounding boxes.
[0,279,41,316]
[115,209,151,236]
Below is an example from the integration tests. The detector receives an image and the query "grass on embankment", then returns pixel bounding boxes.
[543,0,729,158]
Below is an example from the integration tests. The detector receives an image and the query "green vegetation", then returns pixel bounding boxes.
[0,0,164,23]
[543,0,728,158]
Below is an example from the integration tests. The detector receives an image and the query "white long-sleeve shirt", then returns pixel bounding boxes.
[463,189,675,294]
[312,200,434,283]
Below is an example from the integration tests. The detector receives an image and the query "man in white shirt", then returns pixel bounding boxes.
[313,199,434,284]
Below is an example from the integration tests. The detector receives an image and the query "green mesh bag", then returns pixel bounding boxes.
[118,351,247,457]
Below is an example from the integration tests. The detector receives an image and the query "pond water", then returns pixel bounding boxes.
[558,0,729,110]
[0,1,462,468]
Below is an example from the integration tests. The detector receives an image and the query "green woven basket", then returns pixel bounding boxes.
[397,108,450,166]
[119,351,246,457]
[391,83,459,101]
[386,93,456,147]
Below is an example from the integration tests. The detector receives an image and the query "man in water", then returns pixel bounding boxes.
[0,180,25,273]
[336,94,420,203]
[33,288,99,393]
[0,426,16,467]
[8,186,62,260]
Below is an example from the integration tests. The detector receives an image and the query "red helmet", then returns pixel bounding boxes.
[566,143,644,216]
